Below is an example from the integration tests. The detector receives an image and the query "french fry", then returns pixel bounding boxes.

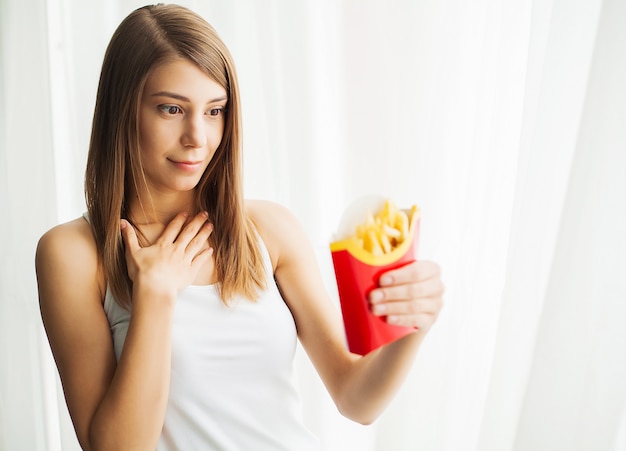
[345,199,415,256]
[382,223,401,239]
[394,210,409,242]
[379,230,392,254]
[364,229,383,256]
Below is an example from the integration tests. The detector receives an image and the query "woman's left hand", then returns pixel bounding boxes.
[368,260,444,330]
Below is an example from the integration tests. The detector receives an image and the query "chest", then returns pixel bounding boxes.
[136,221,217,285]
[106,277,298,376]
[170,284,298,378]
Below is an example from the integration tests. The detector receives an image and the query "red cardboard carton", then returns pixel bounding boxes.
[330,202,420,355]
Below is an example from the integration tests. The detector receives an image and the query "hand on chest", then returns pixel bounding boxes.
[135,220,217,286]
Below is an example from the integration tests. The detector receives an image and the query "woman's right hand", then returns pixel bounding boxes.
[120,211,214,298]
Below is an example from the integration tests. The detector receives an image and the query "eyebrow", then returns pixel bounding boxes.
[151,91,228,103]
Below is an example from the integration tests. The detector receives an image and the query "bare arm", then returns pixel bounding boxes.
[248,201,443,424]
[36,213,213,450]
[337,261,443,422]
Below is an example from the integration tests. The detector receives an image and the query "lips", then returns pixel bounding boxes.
[169,159,204,171]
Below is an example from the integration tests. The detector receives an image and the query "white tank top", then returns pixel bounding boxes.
[104,237,320,450]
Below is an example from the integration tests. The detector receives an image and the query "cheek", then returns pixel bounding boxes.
[138,118,154,148]
[139,121,169,153]
[209,123,226,149]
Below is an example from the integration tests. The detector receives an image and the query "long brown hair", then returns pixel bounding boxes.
[85,4,266,307]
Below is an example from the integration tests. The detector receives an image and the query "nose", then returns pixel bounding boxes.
[181,114,207,148]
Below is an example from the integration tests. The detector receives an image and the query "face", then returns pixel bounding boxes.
[137,58,228,197]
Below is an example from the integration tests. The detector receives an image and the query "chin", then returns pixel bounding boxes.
[168,179,203,193]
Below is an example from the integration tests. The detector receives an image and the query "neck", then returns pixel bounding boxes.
[127,190,196,226]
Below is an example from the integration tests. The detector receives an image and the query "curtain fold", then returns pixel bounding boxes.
[477,0,607,449]
[512,0,626,449]
[1,0,57,449]
[1,1,623,450]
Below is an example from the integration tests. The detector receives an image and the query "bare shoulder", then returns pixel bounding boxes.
[37,216,97,257]
[245,199,297,232]
[245,199,306,270]
[36,216,104,302]
[36,217,117,448]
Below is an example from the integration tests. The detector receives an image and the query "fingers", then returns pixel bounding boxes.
[370,260,444,304]
[174,211,211,248]
[187,220,214,274]
[378,260,441,287]
[121,212,213,260]
[369,259,445,329]
[371,296,441,317]
[157,211,191,244]
[371,296,443,329]
[386,311,439,329]
[151,211,212,251]
[191,245,214,268]
[120,219,140,253]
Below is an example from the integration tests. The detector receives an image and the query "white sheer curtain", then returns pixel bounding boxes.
[1,0,624,450]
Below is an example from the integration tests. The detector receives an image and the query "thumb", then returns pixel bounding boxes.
[120,219,140,253]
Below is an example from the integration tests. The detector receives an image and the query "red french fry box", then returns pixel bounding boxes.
[330,206,420,355]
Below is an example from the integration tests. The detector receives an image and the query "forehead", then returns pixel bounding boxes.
[143,58,227,101]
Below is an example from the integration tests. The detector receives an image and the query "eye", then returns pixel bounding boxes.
[159,105,182,115]
[207,107,225,117]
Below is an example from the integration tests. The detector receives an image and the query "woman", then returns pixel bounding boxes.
[35,4,444,450]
